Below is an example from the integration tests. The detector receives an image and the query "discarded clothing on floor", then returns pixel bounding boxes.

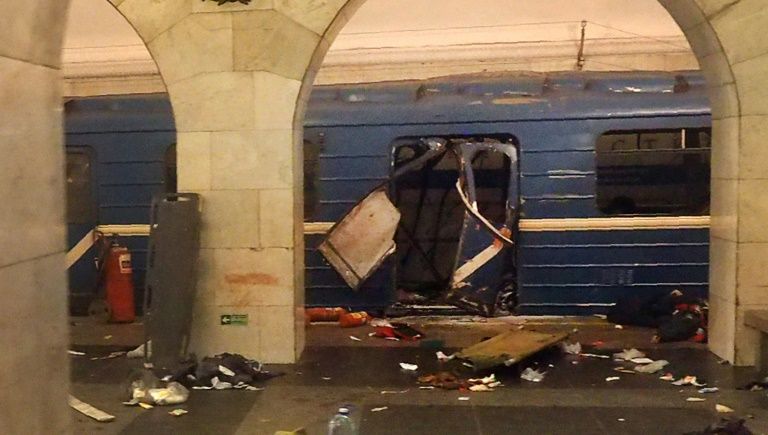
[608,289,708,343]
[684,418,753,435]
[739,377,768,391]
[169,353,281,390]
[372,322,424,341]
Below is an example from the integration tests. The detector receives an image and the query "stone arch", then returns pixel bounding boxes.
[297,0,757,366]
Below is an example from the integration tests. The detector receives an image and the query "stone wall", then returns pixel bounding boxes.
[0,1,71,433]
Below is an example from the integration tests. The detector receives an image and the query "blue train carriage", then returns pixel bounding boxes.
[63,71,711,317]
[303,71,711,315]
[64,95,176,314]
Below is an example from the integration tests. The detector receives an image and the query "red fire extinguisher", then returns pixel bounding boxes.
[104,243,135,323]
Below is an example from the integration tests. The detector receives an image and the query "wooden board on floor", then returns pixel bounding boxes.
[456,329,569,370]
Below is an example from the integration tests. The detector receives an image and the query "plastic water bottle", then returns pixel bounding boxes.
[328,406,357,435]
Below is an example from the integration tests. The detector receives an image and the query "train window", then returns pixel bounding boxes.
[66,150,96,224]
[596,128,711,216]
[164,144,177,193]
[304,139,322,220]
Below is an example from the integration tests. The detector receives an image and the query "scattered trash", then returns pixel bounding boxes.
[436,351,455,362]
[615,324,624,330]
[469,384,492,392]
[275,429,307,435]
[399,363,418,371]
[458,397,470,401]
[127,341,151,359]
[630,357,655,365]
[561,342,582,355]
[698,387,719,394]
[461,362,474,368]
[349,336,362,342]
[593,314,608,320]
[322,377,332,381]
[69,395,115,422]
[520,368,545,383]
[685,418,753,435]
[380,389,409,394]
[634,360,669,374]
[580,353,610,359]
[370,407,389,412]
[168,409,188,417]
[370,318,393,328]
[138,403,154,410]
[613,349,646,361]
[419,386,435,390]
[686,397,706,402]
[605,377,620,382]
[128,377,190,406]
[673,376,706,387]
[68,350,86,356]
[659,373,675,381]
[614,368,635,374]
[455,330,568,370]
[716,404,735,413]
[104,335,113,340]
[617,418,626,422]
[419,372,463,390]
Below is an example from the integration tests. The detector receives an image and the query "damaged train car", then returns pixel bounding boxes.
[303,71,711,316]
[64,71,711,317]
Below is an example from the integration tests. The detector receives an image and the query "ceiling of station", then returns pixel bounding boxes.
[64,0,688,53]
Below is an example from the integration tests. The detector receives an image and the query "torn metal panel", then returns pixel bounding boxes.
[451,232,507,285]
[320,139,448,290]
[447,140,519,316]
[456,329,569,371]
[319,189,401,289]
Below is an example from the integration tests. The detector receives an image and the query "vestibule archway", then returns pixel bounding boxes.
[0,0,765,430]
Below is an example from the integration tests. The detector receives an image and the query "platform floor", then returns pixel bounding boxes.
[69,316,768,434]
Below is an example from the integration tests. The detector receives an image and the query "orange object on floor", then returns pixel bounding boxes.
[306,307,348,322]
[104,245,135,323]
[339,311,370,328]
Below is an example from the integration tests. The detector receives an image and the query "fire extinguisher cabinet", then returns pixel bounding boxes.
[143,193,201,371]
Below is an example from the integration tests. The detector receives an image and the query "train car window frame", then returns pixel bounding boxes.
[66,146,97,224]
[595,128,711,216]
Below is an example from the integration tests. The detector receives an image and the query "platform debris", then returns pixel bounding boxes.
[455,329,568,370]
[69,395,115,422]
